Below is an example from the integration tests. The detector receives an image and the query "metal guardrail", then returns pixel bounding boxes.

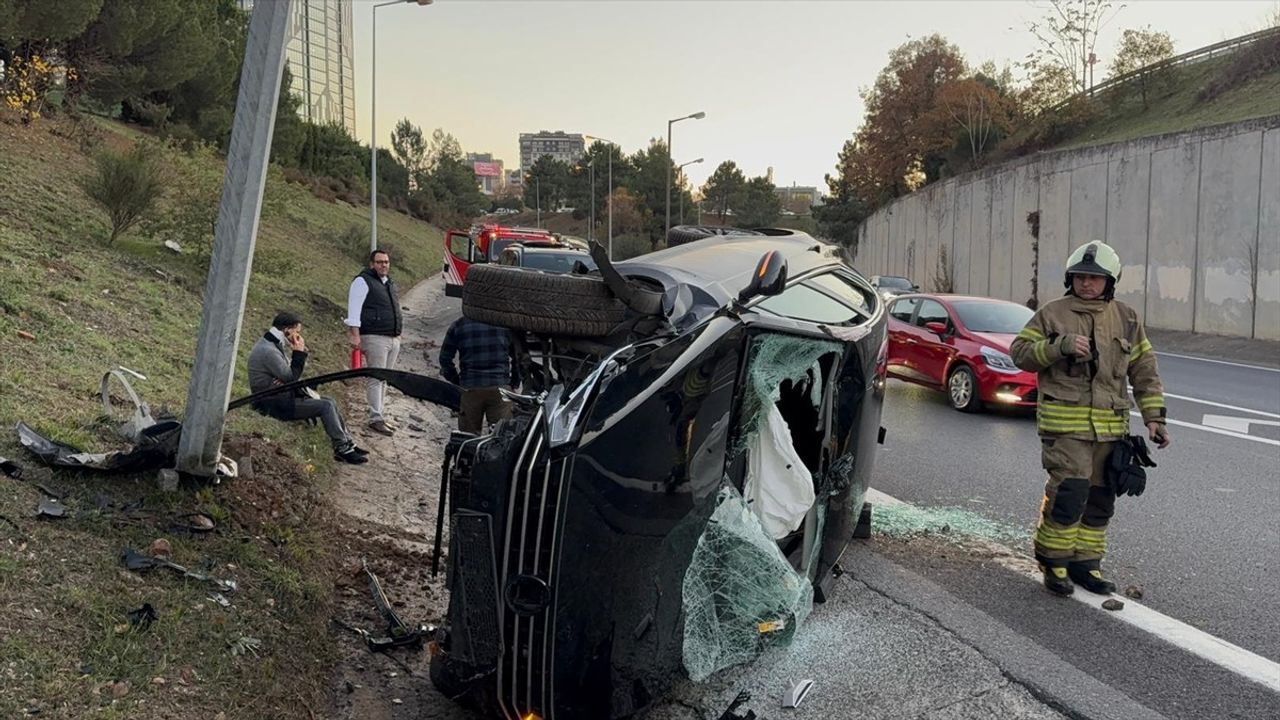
[1047,25,1280,112]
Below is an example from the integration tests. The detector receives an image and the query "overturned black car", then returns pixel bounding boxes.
[433,228,887,719]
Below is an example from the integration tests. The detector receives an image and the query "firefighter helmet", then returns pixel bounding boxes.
[1063,241,1122,288]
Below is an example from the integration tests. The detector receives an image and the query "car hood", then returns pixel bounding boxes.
[971,332,1016,352]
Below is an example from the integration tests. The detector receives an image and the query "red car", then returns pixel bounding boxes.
[885,294,1038,412]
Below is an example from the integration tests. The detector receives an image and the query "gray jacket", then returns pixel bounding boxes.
[246,331,307,414]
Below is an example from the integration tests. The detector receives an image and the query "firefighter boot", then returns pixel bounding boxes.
[1068,560,1116,595]
[1041,564,1074,596]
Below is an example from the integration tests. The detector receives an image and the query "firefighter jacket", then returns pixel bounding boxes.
[1011,295,1166,440]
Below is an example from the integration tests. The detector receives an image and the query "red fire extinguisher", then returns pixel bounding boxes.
[350,348,363,370]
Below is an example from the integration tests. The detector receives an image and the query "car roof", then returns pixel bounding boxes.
[516,245,589,255]
[891,293,1017,303]
[618,229,849,307]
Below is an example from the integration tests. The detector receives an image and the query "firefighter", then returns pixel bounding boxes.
[1010,240,1171,596]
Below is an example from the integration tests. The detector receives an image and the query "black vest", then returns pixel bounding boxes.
[357,268,402,336]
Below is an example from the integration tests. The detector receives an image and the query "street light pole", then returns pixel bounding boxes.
[585,135,618,258]
[588,159,595,243]
[677,157,704,225]
[665,111,705,237]
[370,0,432,252]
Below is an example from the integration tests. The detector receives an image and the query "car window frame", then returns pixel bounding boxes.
[913,298,951,329]
[889,296,922,324]
[750,267,878,328]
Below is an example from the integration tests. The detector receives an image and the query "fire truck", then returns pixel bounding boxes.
[442,224,560,297]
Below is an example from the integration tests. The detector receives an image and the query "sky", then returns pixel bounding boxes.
[351,0,1278,192]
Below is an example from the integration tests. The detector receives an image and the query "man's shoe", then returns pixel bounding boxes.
[1043,565,1074,596]
[1068,563,1117,595]
[368,420,395,436]
[351,445,370,456]
[382,418,400,431]
[335,449,369,465]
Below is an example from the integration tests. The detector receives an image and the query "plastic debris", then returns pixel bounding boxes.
[36,497,66,519]
[782,678,814,708]
[121,547,237,594]
[717,691,757,720]
[0,455,22,478]
[127,603,158,629]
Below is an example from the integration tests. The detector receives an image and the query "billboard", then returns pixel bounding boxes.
[473,161,502,177]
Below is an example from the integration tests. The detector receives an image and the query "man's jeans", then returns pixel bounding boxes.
[360,334,401,421]
[272,397,353,452]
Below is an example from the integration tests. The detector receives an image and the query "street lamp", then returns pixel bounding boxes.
[665,110,705,237]
[677,157,704,225]
[370,0,432,252]
[584,135,617,258]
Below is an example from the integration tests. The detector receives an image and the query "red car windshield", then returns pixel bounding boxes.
[951,301,1034,334]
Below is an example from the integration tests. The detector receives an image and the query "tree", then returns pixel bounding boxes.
[700,160,746,223]
[80,143,164,244]
[426,128,462,174]
[1024,0,1126,98]
[159,0,246,146]
[927,77,1018,170]
[1017,62,1077,114]
[270,64,305,165]
[1109,27,1175,108]
[816,158,870,250]
[627,139,675,246]
[522,155,570,214]
[737,176,782,227]
[390,118,428,187]
[834,35,967,209]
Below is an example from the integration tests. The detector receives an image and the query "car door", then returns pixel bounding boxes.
[912,298,956,385]
[747,270,885,583]
[886,297,922,380]
[443,230,478,297]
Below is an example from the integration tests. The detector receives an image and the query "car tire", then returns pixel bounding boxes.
[462,264,626,337]
[665,225,764,247]
[946,365,982,412]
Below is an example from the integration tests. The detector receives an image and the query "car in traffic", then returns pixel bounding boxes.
[431,228,889,720]
[885,293,1037,412]
[497,243,597,274]
[442,224,562,297]
[870,274,919,299]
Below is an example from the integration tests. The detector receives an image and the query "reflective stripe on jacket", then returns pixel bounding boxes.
[1010,295,1165,440]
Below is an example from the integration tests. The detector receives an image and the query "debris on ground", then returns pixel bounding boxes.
[172,512,216,533]
[0,455,22,478]
[228,636,261,657]
[1123,585,1144,599]
[120,547,238,593]
[1102,599,1125,611]
[17,329,36,341]
[717,690,757,720]
[127,603,158,629]
[782,679,814,709]
[163,240,183,253]
[148,538,172,557]
[36,496,66,519]
[333,560,433,654]
[872,502,1026,544]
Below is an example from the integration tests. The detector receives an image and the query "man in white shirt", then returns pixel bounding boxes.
[345,249,402,435]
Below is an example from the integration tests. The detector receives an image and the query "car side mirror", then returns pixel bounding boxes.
[738,251,788,303]
[924,321,948,336]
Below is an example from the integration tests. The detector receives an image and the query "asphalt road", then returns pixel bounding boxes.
[871,350,1280,716]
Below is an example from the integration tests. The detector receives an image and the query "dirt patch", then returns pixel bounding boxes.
[322,277,474,720]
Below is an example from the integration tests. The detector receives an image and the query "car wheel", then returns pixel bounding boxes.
[947,365,981,412]
[462,264,626,337]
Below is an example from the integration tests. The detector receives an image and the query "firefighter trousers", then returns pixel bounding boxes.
[1035,437,1117,565]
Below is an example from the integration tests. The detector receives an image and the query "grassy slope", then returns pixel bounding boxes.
[1046,53,1280,152]
[0,116,442,719]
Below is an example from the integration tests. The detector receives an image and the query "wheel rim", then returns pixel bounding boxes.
[949,370,972,407]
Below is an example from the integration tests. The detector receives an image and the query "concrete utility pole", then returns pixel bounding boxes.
[176,0,293,477]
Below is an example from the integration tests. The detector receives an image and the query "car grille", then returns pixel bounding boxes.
[452,510,501,665]
[497,411,570,720]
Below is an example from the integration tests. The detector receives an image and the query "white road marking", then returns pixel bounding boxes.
[1162,392,1280,418]
[1129,411,1280,447]
[1202,414,1280,434]
[1155,351,1280,373]
[864,488,1280,693]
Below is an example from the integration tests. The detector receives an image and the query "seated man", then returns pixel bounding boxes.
[247,312,368,464]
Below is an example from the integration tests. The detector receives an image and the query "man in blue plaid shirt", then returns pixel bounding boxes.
[438,316,522,434]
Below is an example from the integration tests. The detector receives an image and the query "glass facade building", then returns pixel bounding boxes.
[237,0,357,136]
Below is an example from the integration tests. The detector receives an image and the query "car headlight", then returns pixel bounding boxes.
[980,346,1021,374]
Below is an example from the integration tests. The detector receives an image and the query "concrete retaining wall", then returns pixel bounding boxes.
[854,117,1280,340]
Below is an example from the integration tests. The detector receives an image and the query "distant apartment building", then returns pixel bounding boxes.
[519,131,585,170]
[466,153,505,196]
[236,0,357,135]
[775,184,823,213]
